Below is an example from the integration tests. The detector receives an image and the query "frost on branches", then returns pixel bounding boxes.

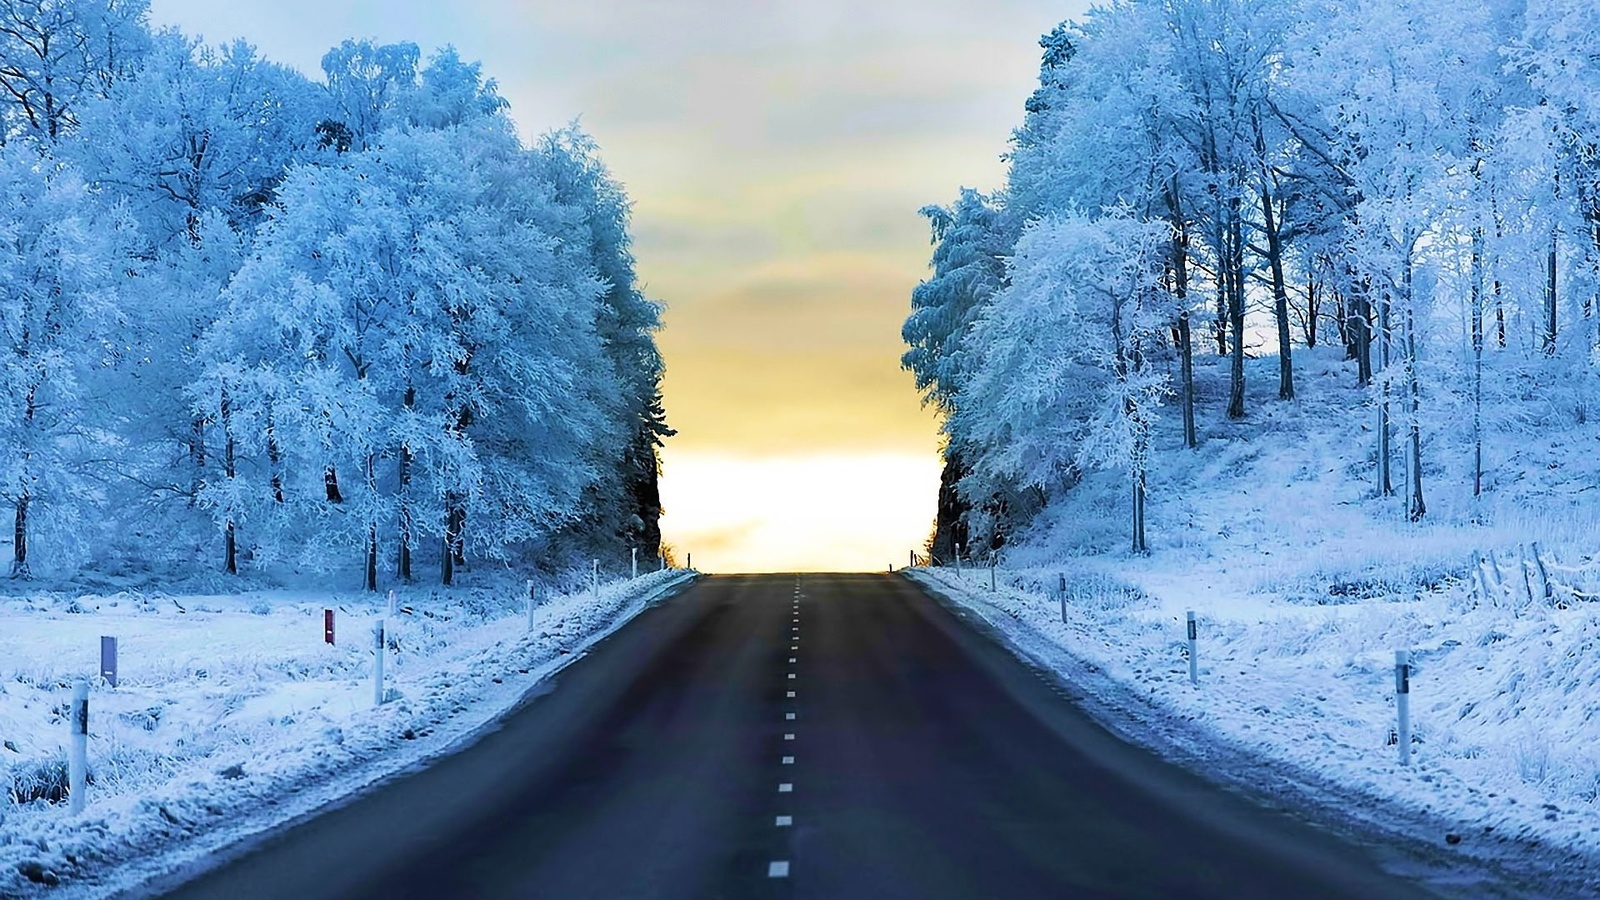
[0,2,669,586]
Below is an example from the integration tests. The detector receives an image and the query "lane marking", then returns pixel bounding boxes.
[768,861,790,878]
[776,815,793,827]
[787,690,795,697]
[789,657,796,663]
[778,783,793,793]
[786,712,796,720]
[782,756,794,764]
[784,733,795,740]
[788,673,796,679]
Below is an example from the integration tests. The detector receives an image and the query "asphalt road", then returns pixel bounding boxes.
[149,573,1436,899]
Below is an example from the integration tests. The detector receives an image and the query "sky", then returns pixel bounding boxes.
[147,0,1091,572]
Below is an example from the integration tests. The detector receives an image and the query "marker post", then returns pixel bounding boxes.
[1186,611,1198,685]
[373,619,386,707]
[69,681,88,814]
[1396,650,1412,766]
[100,636,118,688]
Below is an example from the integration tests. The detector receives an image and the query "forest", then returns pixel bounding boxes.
[906,0,1600,559]
[0,0,670,587]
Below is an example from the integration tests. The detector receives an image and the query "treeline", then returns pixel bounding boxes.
[0,0,670,586]
[905,0,1600,558]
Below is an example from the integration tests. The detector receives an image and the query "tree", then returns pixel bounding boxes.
[959,208,1170,554]
[0,147,131,575]
[902,188,1007,558]
[0,0,149,144]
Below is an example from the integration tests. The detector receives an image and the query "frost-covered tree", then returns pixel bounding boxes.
[0,147,131,575]
[902,188,1008,559]
[531,126,669,565]
[959,208,1170,553]
[0,0,149,144]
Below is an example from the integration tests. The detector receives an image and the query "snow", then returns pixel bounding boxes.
[0,568,696,897]
[906,346,1600,895]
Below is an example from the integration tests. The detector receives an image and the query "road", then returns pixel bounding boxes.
[149,573,1436,899]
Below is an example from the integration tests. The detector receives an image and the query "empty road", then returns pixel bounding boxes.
[148,574,1436,899]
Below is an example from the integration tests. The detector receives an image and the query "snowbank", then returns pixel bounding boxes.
[0,568,696,897]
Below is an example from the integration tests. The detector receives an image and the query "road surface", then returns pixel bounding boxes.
[148,573,1439,899]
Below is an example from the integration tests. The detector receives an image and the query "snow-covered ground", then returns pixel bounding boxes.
[907,346,1600,896]
[0,567,695,898]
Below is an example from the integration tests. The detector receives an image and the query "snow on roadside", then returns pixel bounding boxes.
[907,563,1600,895]
[0,568,696,897]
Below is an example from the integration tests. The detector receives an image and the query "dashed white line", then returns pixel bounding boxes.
[782,756,794,764]
[778,783,793,792]
[788,673,796,679]
[768,861,790,878]
[784,733,795,740]
[786,712,796,720]
[786,690,795,697]
[776,815,793,827]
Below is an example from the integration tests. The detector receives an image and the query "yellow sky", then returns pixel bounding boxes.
[150,0,1090,571]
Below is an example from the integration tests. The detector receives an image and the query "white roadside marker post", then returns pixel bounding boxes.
[687,552,692,570]
[631,547,638,580]
[373,619,386,707]
[1396,649,1412,766]
[989,559,996,592]
[1059,574,1068,624]
[591,559,599,598]
[955,544,963,577]
[69,681,88,815]
[526,579,537,632]
[1186,611,1198,685]
[387,589,397,617]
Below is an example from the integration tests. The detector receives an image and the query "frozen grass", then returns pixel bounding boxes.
[0,567,694,896]
[924,347,1600,890]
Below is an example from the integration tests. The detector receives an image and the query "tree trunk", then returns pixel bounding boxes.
[1545,231,1558,356]
[1404,250,1425,521]
[1352,276,1374,386]
[1253,122,1295,402]
[1131,468,1147,554]
[397,384,414,582]
[325,465,343,503]
[10,493,28,579]
[1214,277,1228,356]
[189,416,206,506]
[1472,227,1485,499]
[1378,291,1393,497]
[1304,275,1320,349]
[1226,203,1247,420]
[1262,196,1294,401]
[1179,311,1197,449]
[366,525,378,593]
[931,450,970,564]
[1167,186,1197,449]
[1492,188,1507,349]
[222,384,237,575]
[266,408,284,504]
[364,453,378,592]
[441,493,465,586]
